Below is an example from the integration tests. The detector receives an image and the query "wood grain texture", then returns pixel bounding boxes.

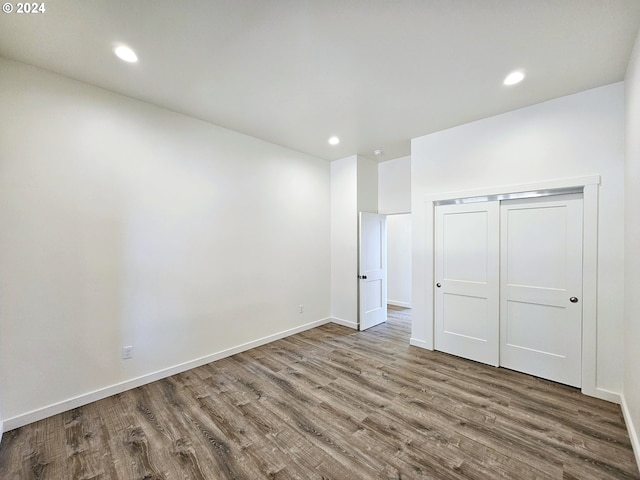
[0,307,638,479]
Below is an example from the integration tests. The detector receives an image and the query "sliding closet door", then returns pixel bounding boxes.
[500,194,583,387]
[434,202,500,366]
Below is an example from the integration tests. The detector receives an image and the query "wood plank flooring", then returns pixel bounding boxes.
[1,306,638,479]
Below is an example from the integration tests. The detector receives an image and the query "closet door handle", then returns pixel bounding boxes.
[570,297,579,303]
[436,283,442,288]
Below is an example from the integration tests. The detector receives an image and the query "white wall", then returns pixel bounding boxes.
[330,156,358,327]
[623,28,640,466]
[411,83,625,399]
[379,157,412,307]
[387,214,411,307]
[379,156,411,214]
[357,156,379,214]
[330,155,378,328]
[0,58,331,429]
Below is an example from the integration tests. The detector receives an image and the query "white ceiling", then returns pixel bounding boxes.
[1,0,640,161]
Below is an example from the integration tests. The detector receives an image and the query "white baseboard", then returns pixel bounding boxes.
[0,419,3,445]
[621,394,640,472]
[410,337,433,350]
[329,317,358,330]
[387,300,412,308]
[579,386,621,404]
[3,317,331,431]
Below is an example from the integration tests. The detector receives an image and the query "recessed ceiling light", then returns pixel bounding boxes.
[504,71,525,86]
[328,136,340,146]
[114,45,138,63]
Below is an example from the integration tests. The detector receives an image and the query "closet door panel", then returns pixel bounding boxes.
[434,202,500,366]
[500,194,583,387]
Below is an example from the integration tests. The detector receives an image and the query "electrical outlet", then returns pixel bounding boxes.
[122,345,133,359]
[299,304,304,313]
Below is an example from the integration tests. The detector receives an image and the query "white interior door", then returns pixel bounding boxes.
[434,202,500,366]
[500,194,583,387]
[359,212,387,331]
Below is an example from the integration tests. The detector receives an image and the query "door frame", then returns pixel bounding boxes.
[419,175,606,401]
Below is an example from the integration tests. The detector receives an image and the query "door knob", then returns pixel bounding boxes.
[359,275,367,280]
[570,297,579,303]
[436,283,442,288]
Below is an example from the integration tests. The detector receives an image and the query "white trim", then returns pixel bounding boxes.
[433,186,584,206]
[420,200,435,349]
[3,317,331,431]
[621,394,640,471]
[580,183,599,398]
[388,300,411,308]
[379,209,411,215]
[423,175,601,204]
[590,387,621,404]
[418,175,604,400]
[330,317,358,330]
[410,338,432,349]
